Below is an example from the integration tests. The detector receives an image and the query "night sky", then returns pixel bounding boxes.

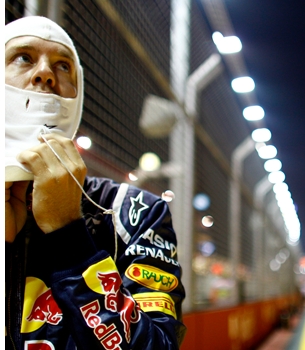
[226,0,305,251]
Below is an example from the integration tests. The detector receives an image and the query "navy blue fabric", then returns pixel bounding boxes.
[6,177,186,349]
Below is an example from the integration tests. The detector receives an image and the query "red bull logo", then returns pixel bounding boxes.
[21,277,62,334]
[81,257,142,346]
[97,271,141,343]
[25,340,55,350]
[81,300,123,349]
[27,289,62,325]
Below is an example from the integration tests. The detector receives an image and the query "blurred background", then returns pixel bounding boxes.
[5,1,305,348]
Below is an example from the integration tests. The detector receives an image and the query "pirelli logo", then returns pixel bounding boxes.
[133,292,177,319]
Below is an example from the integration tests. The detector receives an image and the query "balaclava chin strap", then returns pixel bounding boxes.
[5,16,84,181]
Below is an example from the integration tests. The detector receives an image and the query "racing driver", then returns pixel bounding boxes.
[5,16,186,350]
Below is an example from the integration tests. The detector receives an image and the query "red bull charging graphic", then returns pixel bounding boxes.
[26,289,62,325]
[81,257,142,348]
[21,277,63,334]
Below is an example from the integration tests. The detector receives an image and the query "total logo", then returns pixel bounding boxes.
[125,264,178,292]
[21,277,63,334]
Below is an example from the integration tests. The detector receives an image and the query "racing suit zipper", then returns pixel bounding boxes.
[7,250,17,350]
[6,226,28,350]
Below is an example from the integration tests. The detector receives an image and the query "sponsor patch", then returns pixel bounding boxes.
[125,244,179,266]
[82,256,141,344]
[82,256,118,294]
[21,277,63,333]
[125,264,178,292]
[133,292,177,319]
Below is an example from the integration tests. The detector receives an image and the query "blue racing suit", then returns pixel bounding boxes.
[5,176,186,349]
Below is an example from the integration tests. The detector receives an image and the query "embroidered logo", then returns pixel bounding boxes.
[128,192,149,226]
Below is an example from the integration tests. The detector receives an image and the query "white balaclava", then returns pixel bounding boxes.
[5,16,84,181]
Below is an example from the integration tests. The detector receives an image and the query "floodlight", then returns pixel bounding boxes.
[243,106,265,121]
[231,77,255,93]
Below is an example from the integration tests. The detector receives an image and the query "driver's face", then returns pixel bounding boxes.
[5,36,77,98]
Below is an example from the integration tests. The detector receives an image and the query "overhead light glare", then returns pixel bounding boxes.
[252,128,271,142]
[275,190,291,201]
[76,136,92,149]
[243,105,265,121]
[202,215,214,228]
[212,31,223,45]
[264,159,282,172]
[257,145,277,159]
[255,142,266,152]
[128,172,138,182]
[277,197,293,208]
[212,31,242,54]
[231,77,255,93]
[162,190,175,202]
[273,182,288,194]
[269,259,281,271]
[268,171,285,184]
[288,229,300,243]
[139,152,161,171]
[193,193,211,211]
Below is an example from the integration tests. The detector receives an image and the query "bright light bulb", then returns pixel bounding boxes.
[273,182,288,194]
[257,145,277,159]
[139,152,161,171]
[275,190,291,201]
[128,172,138,181]
[193,193,211,211]
[212,31,223,45]
[243,106,265,121]
[255,142,266,151]
[268,171,285,184]
[277,197,293,208]
[252,128,271,142]
[264,159,282,172]
[162,190,175,202]
[76,136,92,149]
[231,77,255,93]
[289,228,300,242]
[202,215,214,227]
[213,32,242,54]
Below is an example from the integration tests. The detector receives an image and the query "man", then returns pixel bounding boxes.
[5,16,186,350]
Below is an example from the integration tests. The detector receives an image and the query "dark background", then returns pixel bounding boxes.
[226,0,305,251]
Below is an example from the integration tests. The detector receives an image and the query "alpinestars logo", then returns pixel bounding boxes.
[129,192,149,226]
